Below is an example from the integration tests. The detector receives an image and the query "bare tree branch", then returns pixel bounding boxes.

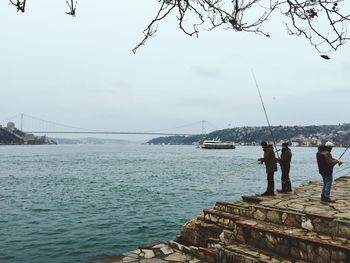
[282,0,350,52]
[8,0,350,54]
[133,0,349,53]
[66,0,77,17]
[9,0,26,12]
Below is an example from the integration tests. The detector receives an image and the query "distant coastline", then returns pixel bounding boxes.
[2,122,349,147]
[0,122,140,145]
[147,123,350,146]
[0,122,56,145]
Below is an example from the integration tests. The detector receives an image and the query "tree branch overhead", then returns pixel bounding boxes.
[8,0,350,54]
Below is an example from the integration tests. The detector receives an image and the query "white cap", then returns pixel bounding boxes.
[325,141,334,147]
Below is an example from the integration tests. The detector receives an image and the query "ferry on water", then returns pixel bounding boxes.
[200,140,236,149]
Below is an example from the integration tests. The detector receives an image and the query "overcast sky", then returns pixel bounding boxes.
[1,1,349,140]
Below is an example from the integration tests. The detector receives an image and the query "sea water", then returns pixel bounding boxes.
[0,144,348,263]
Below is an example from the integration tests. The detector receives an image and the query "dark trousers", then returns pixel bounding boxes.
[266,172,275,193]
[281,165,292,191]
[321,174,333,198]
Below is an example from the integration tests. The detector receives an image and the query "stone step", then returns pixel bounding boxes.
[215,201,252,218]
[197,247,217,263]
[241,195,265,204]
[221,219,350,263]
[215,200,350,239]
[218,243,303,263]
[206,236,304,263]
[203,208,350,262]
[168,240,217,263]
[206,237,222,249]
[203,208,242,228]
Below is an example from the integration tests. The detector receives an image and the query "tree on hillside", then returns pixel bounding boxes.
[9,0,350,55]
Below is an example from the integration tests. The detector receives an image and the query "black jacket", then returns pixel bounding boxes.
[280,147,292,168]
[316,145,338,176]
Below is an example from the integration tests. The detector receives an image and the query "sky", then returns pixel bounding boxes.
[1,0,349,140]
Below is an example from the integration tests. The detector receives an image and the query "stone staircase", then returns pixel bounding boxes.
[176,176,350,262]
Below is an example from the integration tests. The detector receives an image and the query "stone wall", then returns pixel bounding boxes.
[177,176,350,262]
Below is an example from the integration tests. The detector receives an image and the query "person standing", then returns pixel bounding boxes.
[277,142,292,193]
[258,141,278,196]
[316,141,342,203]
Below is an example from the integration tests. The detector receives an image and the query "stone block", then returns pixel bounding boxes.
[141,249,155,259]
[301,216,314,231]
[337,223,350,239]
[317,246,331,262]
[164,252,187,262]
[331,250,347,261]
[306,244,316,261]
[266,210,281,224]
[283,214,301,227]
[276,244,289,257]
[254,209,266,221]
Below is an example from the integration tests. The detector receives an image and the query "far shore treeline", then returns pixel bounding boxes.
[147,124,350,146]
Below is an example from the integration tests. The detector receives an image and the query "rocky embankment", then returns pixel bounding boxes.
[91,176,350,263]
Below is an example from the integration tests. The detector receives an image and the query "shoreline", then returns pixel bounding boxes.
[91,176,350,263]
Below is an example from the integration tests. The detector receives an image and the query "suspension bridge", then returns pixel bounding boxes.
[1,113,220,136]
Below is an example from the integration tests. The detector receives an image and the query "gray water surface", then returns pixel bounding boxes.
[0,144,348,263]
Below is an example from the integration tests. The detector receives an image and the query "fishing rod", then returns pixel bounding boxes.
[338,145,349,160]
[251,70,280,159]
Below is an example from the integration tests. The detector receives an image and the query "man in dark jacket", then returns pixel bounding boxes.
[277,142,292,193]
[258,141,278,196]
[316,141,342,202]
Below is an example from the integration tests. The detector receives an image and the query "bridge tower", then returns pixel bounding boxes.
[201,120,207,135]
[20,113,24,131]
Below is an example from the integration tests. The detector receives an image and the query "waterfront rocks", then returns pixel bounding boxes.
[89,241,202,263]
[178,176,350,262]
[177,218,222,247]
[92,176,350,263]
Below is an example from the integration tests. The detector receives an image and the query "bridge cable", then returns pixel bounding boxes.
[23,114,101,132]
[139,121,203,133]
[1,114,21,124]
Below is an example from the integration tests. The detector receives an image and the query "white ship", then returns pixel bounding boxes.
[200,140,236,149]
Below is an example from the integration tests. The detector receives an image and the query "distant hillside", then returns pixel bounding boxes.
[147,124,350,146]
[0,125,56,145]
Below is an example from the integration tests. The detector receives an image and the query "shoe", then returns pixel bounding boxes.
[321,197,335,203]
[261,191,275,196]
[277,189,287,193]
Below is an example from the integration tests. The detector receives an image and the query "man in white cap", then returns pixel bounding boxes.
[316,141,342,202]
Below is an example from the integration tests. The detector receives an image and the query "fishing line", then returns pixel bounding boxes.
[251,70,280,159]
[176,159,257,202]
[335,163,350,174]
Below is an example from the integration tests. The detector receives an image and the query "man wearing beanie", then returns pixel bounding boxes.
[316,141,342,202]
[277,142,292,193]
[258,141,278,196]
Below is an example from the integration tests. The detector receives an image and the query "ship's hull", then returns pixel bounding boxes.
[201,143,235,149]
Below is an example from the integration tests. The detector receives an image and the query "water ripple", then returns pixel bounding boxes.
[0,144,348,263]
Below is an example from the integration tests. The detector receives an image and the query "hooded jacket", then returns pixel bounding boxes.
[316,145,338,176]
[280,147,292,168]
[259,144,278,174]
